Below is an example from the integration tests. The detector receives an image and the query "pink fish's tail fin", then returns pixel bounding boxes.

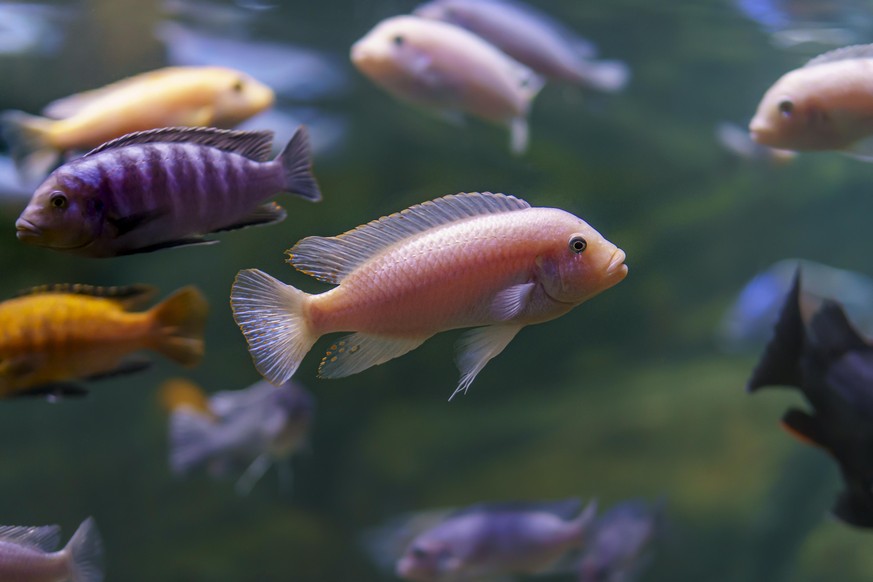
[149,286,209,367]
[64,517,103,582]
[230,269,318,384]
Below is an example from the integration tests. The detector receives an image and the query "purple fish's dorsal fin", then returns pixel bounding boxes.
[805,43,873,68]
[449,498,583,520]
[14,283,157,310]
[287,192,531,284]
[0,525,61,551]
[83,127,275,162]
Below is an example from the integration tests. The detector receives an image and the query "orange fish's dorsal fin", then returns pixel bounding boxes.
[287,192,531,284]
[806,43,873,68]
[158,378,214,417]
[14,283,157,309]
[83,127,275,162]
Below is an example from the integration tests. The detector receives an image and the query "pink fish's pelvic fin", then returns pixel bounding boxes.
[452,324,523,400]
[317,332,428,379]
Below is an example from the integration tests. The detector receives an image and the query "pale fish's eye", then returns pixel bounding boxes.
[232,78,244,92]
[569,235,587,254]
[393,35,405,47]
[50,192,67,209]
[778,99,794,118]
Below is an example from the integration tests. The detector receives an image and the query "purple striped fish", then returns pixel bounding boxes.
[14,126,321,257]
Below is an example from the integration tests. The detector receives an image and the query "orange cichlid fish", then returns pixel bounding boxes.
[1,66,274,183]
[0,283,208,398]
[749,44,873,157]
[231,192,627,399]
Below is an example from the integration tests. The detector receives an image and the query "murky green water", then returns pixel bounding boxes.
[2,0,873,580]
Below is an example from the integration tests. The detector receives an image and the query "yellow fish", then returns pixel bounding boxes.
[159,377,215,418]
[1,66,275,183]
[0,283,208,398]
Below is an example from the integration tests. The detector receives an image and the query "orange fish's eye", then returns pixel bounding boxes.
[569,235,587,254]
[50,192,68,209]
[393,34,405,47]
[778,99,794,118]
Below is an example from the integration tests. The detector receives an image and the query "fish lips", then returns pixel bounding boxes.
[14,217,42,241]
[607,249,628,281]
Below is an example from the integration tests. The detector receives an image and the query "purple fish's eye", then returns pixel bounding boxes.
[393,35,405,47]
[50,192,68,209]
[778,99,794,118]
[411,546,428,559]
[569,236,587,254]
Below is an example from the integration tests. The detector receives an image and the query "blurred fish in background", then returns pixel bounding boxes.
[162,378,314,495]
[734,0,872,48]
[0,284,207,399]
[749,274,873,527]
[1,66,275,184]
[0,3,74,57]
[0,154,30,205]
[367,498,597,582]
[351,15,544,154]
[414,0,629,93]
[714,121,795,164]
[718,259,873,351]
[0,517,102,582]
[577,499,663,582]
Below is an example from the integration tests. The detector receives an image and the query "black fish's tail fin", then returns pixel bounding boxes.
[277,126,321,202]
[747,271,805,392]
[808,300,869,359]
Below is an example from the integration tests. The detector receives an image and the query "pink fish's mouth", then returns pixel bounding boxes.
[607,249,628,280]
[15,217,41,240]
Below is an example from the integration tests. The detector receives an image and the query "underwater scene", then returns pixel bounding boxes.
[3,0,873,580]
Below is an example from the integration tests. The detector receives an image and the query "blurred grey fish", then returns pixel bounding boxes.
[0,3,72,56]
[371,498,597,582]
[236,107,348,157]
[14,126,321,257]
[167,379,314,495]
[577,500,662,582]
[719,259,873,351]
[714,122,795,164]
[0,154,31,203]
[734,0,871,48]
[414,0,629,92]
[0,517,102,582]
[156,21,348,100]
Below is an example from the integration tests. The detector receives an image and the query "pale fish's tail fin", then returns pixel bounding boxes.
[64,517,103,582]
[277,126,322,202]
[230,269,319,385]
[149,286,209,367]
[573,59,630,93]
[0,110,59,185]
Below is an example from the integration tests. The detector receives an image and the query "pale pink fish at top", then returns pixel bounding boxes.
[0,517,102,582]
[350,15,544,154]
[231,192,627,399]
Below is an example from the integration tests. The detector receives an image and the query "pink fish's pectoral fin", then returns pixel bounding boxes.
[491,282,536,321]
[451,324,523,400]
[317,333,429,379]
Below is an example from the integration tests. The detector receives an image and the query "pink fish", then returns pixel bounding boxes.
[231,192,627,399]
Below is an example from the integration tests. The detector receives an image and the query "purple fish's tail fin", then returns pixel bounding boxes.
[169,408,217,474]
[0,110,59,185]
[149,286,209,367]
[64,517,103,582]
[277,126,322,202]
[574,59,630,93]
[230,269,319,385]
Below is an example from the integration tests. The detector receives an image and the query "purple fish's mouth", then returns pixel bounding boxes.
[15,217,41,240]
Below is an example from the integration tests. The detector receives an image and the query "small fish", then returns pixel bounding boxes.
[749,44,873,158]
[230,192,627,399]
[0,283,207,398]
[414,0,629,92]
[714,122,796,164]
[14,126,321,257]
[351,15,544,154]
[1,66,274,182]
[577,500,662,582]
[385,499,597,582]
[0,517,102,582]
[165,378,314,495]
[748,273,873,527]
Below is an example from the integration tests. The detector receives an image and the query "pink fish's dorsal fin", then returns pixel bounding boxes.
[0,525,61,551]
[805,43,873,68]
[14,283,157,309]
[287,192,531,284]
[83,127,275,162]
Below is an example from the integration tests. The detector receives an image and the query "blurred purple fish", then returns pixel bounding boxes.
[14,126,321,257]
[0,517,102,582]
[374,498,597,582]
[578,500,662,582]
[168,379,314,495]
[414,0,629,92]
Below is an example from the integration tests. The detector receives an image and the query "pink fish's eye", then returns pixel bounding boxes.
[569,236,587,254]
[778,99,794,118]
[393,35,405,47]
[50,192,68,209]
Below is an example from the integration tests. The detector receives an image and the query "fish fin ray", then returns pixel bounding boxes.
[491,282,535,320]
[317,333,428,379]
[212,202,286,233]
[14,283,157,309]
[65,517,103,582]
[230,269,317,384]
[288,192,531,283]
[84,127,274,161]
[806,43,873,68]
[452,324,523,399]
[277,126,321,202]
[149,286,208,367]
[0,525,61,551]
